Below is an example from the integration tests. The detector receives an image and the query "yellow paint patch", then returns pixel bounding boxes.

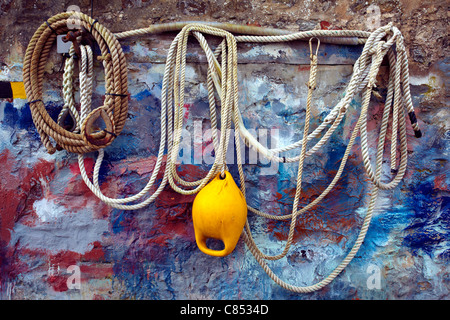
[10,82,26,99]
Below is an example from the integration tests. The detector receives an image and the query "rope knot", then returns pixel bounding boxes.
[309,37,320,58]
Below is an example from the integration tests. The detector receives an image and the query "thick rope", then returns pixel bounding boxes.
[23,12,128,154]
[23,15,422,293]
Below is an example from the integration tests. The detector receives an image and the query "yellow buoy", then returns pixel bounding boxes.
[192,171,247,257]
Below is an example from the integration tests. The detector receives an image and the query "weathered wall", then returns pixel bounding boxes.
[0,0,448,300]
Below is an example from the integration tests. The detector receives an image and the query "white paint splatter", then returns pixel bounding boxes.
[10,204,109,254]
[33,198,66,222]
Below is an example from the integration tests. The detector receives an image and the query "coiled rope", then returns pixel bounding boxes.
[23,12,128,154]
[23,12,422,292]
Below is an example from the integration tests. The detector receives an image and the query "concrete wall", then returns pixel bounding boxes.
[0,0,448,299]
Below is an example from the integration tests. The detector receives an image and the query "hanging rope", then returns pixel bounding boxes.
[23,11,128,154]
[77,24,239,210]
[242,29,393,292]
[23,12,423,292]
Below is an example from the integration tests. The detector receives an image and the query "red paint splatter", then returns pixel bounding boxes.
[183,103,192,120]
[319,20,342,30]
[45,250,80,292]
[49,250,81,268]
[265,176,358,245]
[297,65,311,72]
[155,186,196,208]
[44,245,112,292]
[434,174,448,191]
[0,149,55,243]
[82,241,105,262]
[63,158,111,219]
[79,264,113,279]
[320,21,331,30]
[144,166,208,247]
[47,274,69,292]
[246,21,261,27]
[170,164,208,188]
[69,157,94,175]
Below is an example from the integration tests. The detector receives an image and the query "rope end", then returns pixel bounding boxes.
[408,111,422,138]
[414,129,422,138]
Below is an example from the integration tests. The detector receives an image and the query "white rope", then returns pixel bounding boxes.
[242,29,391,292]
[57,45,79,132]
[75,25,237,209]
[62,23,419,292]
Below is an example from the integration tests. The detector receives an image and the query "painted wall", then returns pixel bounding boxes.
[0,0,448,300]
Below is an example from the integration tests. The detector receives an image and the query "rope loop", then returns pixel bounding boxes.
[309,37,320,58]
[80,106,116,148]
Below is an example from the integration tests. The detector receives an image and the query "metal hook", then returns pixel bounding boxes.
[62,30,82,58]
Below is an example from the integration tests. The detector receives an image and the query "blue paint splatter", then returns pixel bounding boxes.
[403,180,449,257]
[1,102,34,130]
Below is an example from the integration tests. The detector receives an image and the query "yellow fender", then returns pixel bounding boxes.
[192,171,247,257]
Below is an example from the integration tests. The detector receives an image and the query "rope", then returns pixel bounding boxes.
[242,30,389,292]
[23,13,423,292]
[23,11,128,154]
[238,25,418,292]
